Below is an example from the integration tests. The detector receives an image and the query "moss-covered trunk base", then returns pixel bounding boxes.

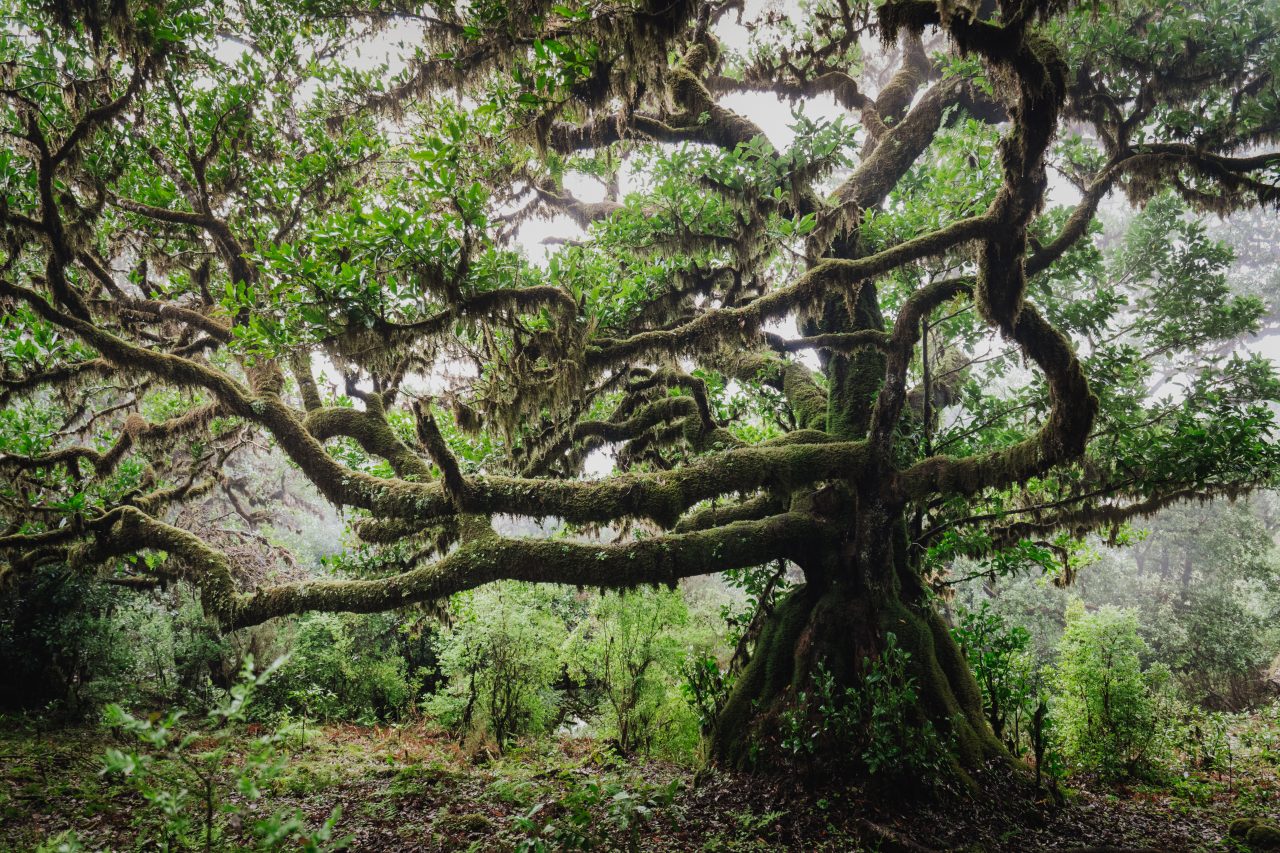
[710,581,1014,790]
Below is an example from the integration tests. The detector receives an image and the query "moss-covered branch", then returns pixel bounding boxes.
[782,361,829,432]
[869,277,973,450]
[0,358,115,406]
[828,76,954,222]
[2,277,865,529]
[673,491,787,532]
[588,213,993,368]
[895,305,1097,499]
[76,506,240,624]
[230,511,831,629]
[764,330,891,355]
[353,437,871,528]
[305,400,433,481]
[951,486,1241,559]
[412,401,470,506]
[330,285,578,356]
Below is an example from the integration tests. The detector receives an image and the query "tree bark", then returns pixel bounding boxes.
[710,514,1011,789]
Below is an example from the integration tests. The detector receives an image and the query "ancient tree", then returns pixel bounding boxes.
[3,0,1280,781]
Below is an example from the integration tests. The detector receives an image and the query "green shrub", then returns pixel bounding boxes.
[168,592,231,709]
[1053,602,1175,778]
[425,583,568,747]
[274,614,352,718]
[102,656,349,851]
[255,613,419,722]
[679,650,730,739]
[952,603,1066,789]
[567,587,700,759]
[777,634,949,784]
[33,830,86,852]
[952,603,1040,755]
[511,774,681,853]
[0,568,224,717]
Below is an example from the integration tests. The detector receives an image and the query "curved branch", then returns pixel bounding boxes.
[764,329,891,355]
[0,359,114,405]
[52,58,156,167]
[230,511,831,629]
[328,285,579,361]
[574,396,700,443]
[981,486,1236,553]
[896,304,1097,499]
[305,401,433,481]
[589,213,993,368]
[673,491,786,532]
[413,401,471,505]
[5,273,859,526]
[869,276,973,449]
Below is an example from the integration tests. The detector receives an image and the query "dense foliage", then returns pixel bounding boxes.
[3,0,1280,795]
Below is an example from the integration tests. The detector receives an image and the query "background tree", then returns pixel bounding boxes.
[3,0,1280,785]
[954,494,1280,711]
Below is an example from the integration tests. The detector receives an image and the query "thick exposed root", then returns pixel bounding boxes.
[710,583,1016,790]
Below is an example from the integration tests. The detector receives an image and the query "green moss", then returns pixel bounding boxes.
[711,585,816,769]
[782,363,828,432]
[389,763,461,798]
[1248,822,1280,850]
[277,760,344,794]
[874,596,1005,790]
[1228,819,1280,852]
[927,608,1006,758]
[824,281,888,441]
[436,811,493,835]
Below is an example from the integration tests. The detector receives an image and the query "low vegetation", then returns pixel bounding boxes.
[3,498,1280,850]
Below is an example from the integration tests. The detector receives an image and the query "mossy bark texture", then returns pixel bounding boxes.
[709,524,1009,785]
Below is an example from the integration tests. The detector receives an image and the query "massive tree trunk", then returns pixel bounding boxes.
[710,520,1010,787]
[711,265,1010,788]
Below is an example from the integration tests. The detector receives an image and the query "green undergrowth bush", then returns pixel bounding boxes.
[0,568,225,718]
[252,612,427,724]
[776,633,951,786]
[425,583,571,747]
[1052,602,1179,779]
[951,498,1280,714]
[426,582,721,760]
[1,568,730,763]
[510,767,682,853]
[1238,700,1280,765]
[566,587,705,760]
[678,649,731,744]
[0,565,435,728]
[94,656,349,852]
[952,603,1063,786]
[952,603,1039,753]
[952,597,1280,790]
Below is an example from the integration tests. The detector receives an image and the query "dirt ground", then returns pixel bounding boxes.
[2,719,1277,851]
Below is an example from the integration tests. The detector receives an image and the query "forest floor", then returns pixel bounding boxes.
[2,713,1279,852]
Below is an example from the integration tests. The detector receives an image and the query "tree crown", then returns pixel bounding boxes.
[2,0,1279,627]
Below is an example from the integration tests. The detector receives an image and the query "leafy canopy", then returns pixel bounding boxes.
[1,0,1279,628]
